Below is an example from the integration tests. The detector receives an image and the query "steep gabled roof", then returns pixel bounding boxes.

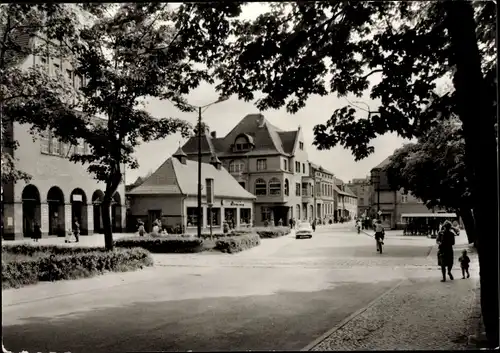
[372,156,392,171]
[128,157,256,200]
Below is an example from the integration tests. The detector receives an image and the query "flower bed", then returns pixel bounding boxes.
[214,233,261,254]
[255,226,292,239]
[114,236,204,253]
[1,246,153,289]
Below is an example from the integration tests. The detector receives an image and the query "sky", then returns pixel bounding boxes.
[125,3,411,185]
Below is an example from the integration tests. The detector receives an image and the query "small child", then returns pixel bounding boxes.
[458,249,471,279]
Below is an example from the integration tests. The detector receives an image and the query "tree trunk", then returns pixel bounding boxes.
[445,2,499,348]
[101,199,113,250]
[457,208,476,244]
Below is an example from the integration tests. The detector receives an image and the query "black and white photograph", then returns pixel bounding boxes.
[1,2,498,352]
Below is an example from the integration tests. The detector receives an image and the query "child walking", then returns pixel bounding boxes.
[458,249,471,279]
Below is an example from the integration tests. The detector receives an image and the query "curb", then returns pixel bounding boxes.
[301,279,406,351]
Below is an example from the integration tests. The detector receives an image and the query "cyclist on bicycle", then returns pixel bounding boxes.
[374,219,385,252]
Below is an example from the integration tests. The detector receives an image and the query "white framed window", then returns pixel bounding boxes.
[283,159,288,171]
[256,159,267,171]
[284,179,289,196]
[269,178,281,196]
[40,130,50,154]
[299,142,304,150]
[255,179,267,196]
[296,183,301,196]
[229,160,245,173]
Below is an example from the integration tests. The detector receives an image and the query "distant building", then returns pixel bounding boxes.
[333,177,358,220]
[369,156,449,229]
[308,163,336,224]
[347,177,373,218]
[181,113,311,226]
[127,147,256,233]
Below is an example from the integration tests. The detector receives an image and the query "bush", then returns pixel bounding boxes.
[2,244,105,256]
[115,236,204,253]
[214,233,261,254]
[256,226,291,239]
[2,247,153,289]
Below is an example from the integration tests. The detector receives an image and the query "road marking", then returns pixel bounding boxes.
[300,279,406,351]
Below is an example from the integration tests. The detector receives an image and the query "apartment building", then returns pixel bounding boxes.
[1,32,126,240]
[181,113,312,226]
[347,177,373,218]
[307,163,335,224]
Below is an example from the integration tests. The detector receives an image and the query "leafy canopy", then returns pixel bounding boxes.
[212,1,496,160]
[383,117,469,212]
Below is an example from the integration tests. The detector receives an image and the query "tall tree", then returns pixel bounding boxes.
[209,1,497,347]
[4,3,242,250]
[383,118,475,242]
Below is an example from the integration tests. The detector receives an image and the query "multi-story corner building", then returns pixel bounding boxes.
[369,156,454,229]
[308,163,335,224]
[333,177,358,221]
[181,113,312,226]
[347,177,373,218]
[1,31,126,240]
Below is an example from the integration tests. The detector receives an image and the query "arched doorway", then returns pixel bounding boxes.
[92,190,104,234]
[22,184,41,238]
[47,186,65,237]
[70,188,88,235]
[112,192,122,233]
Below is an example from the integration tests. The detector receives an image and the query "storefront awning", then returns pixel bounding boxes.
[401,213,457,218]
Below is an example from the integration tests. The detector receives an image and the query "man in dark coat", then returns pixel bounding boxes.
[436,221,456,282]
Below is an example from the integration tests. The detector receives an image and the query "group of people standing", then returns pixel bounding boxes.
[137,218,167,237]
[30,218,81,243]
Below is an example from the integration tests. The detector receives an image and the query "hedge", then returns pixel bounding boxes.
[2,247,153,289]
[215,233,261,254]
[114,236,204,253]
[256,227,292,239]
[2,244,105,256]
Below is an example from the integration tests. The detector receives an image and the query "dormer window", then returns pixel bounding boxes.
[233,134,254,152]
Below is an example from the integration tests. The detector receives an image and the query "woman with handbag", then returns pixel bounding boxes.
[436,221,456,282]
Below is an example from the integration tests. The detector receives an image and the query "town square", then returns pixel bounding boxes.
[1,2,497,352]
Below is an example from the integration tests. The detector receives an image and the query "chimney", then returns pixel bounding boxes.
[210,155,222,170]
[172,146,188,165]
[210,131,217,138]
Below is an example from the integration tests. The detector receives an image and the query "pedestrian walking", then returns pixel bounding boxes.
[436,221,456,282]
[137,220,146,236]
[311,219,316,232]
[32,221,42,242]
[458,249,471,279]
[73,217,80,243]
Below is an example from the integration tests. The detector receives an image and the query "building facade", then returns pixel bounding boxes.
[370,157,437,229]
[181,114,312,226]
[127,148,256,233]
[308,163,335,224]
[347,177,373,218]
[1,32,126,240]
[333,177,358,221]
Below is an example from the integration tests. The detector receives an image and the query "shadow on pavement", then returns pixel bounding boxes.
[3,280,399,353]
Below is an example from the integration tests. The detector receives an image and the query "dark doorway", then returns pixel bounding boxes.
[92,190,104,234]
[21,184,41,238]
[112,192,122,232]
[272,206,290,226]
[70,188,88,235]
[148,209,161,232]
[47,186,65,237]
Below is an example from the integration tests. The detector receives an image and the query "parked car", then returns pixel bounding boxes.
[296,222,313,239]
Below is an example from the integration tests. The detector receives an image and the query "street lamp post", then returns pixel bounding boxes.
[192,97,228,239]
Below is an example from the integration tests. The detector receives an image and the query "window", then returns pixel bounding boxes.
[50,136,61,155]
[255,178,267,196]
[261,206,272,222]
[295,161,300,173]
[296,205,300,219]
[302,163,305,173]
[269,178,281,196]
[187,207,202,226]
[240,208,251,224]
[39,130,50,154]
[401,195,408,203]
[299,142,304,150]
[40,56,49,72]
[229,160,245,173]
[296,183,301,196]
[238,181,246,190]
[284,179,289,196]
[302,182,307,196]
[316,182,321,196]
[207,207,220,226]
[257,159,267,171]
[284,159,288,171]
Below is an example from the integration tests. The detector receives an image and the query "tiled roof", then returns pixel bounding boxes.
[309,161,335,176]
[181,114,300,158]
[128,157,256,200]
[372,156,392,171]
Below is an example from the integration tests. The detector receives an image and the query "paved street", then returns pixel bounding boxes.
[2,225,477,352]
